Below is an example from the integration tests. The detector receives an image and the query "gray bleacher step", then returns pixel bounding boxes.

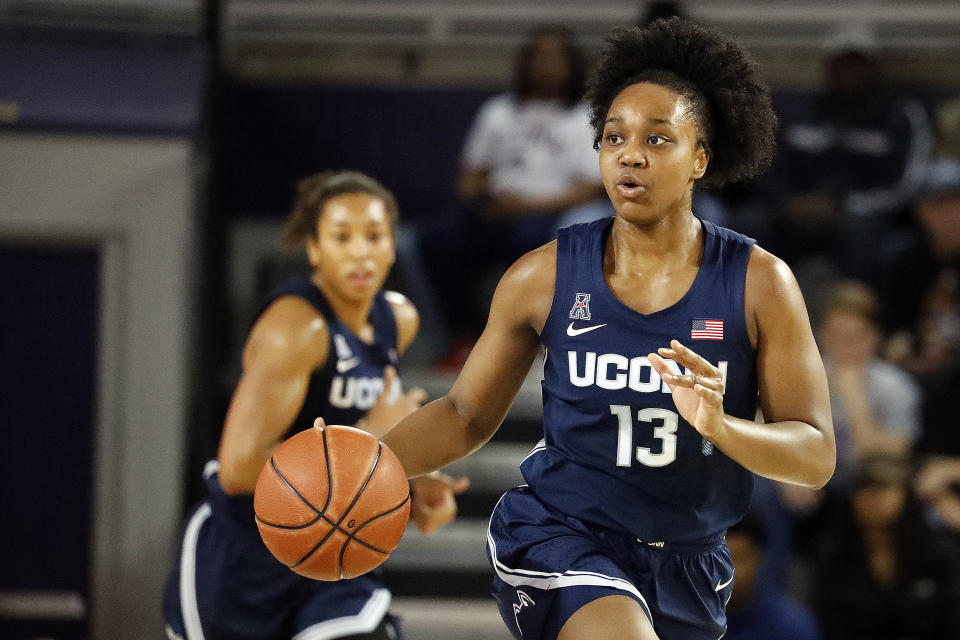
[392,518,490,570]
[402,353,546,423]
[390,597,512,640]
[439,442,531,493]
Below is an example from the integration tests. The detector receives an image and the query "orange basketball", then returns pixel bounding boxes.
[253,423,411,581]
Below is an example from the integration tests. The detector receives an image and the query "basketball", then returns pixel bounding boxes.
[253,423,411,581]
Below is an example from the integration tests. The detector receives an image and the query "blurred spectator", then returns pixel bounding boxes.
[786,36,933,218]
[422,26,606,367]
[762,32,934,278]
[724,513,821,640]
[457,26,603,236]
[934,94,960,160]
[772,280,921,569]
[879,158,960,378]
[813,453,960,640]
[819,281,921,484]
[915,455,960,541]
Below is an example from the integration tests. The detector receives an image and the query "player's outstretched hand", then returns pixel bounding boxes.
[362,366,428,438]
[648,339,726,441]
[410,471,470,537]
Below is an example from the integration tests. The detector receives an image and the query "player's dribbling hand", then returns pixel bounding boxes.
[410,471,470,536]
[648,339,726,441]
[361,366,428,438]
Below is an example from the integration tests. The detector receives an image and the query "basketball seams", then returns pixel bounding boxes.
[290,438,385,574]
[338,494,411,568]
[289,526,341,568]
[333,442,384,578]
[255,425,411,580]
[318,426,334,515]
[336,441,384,530]
[254,457,323,530]
[255,427,334,528]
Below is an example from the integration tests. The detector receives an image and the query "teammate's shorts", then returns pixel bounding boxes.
[487,485,734,640]
[162,465,400,640]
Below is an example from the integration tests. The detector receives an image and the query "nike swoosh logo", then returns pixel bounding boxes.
[715,575,734,591]
[336,358,360,373]
[566,322,607,337]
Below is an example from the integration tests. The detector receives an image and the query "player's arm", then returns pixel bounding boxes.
[714,248,834,487]
[650,247,835,488]
[382,244,553,477]
[217,297,328,495]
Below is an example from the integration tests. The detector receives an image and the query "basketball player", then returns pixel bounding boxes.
[382,19,835,640]
[163,171,468,640]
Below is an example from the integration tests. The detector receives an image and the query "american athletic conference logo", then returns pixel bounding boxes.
[569,293,592,320]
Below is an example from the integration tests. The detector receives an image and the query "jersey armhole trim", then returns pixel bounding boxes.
[541,231,568,340]
[736,241,758,355]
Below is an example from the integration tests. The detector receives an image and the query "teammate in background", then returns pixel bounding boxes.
[383,19,834,640]
[163,171,468,640]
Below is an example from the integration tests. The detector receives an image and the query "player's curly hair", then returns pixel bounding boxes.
[585,18,777,188]
[282,170,398,248]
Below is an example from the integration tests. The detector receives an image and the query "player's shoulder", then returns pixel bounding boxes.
[383,290,419,353]
[493,241,558,329]
[745,243,797,296]
[246,295,329,366]
[500,240,558,294]
[743,243,809,338]
[384,290,418,320]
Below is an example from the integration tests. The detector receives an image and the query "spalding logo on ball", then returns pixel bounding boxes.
[253,423,411,580]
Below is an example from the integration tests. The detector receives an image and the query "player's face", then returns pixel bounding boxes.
[307,192,395,304]
[598,82,708,225]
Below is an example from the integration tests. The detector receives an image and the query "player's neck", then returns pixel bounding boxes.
[608,210,702,276]
[311,275,375,337]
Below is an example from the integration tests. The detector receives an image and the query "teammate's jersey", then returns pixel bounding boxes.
[521,217,758,543]
[256,277,400,439]
[205,277,400,530]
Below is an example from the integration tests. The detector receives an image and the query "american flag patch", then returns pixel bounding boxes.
[691,319,723,340]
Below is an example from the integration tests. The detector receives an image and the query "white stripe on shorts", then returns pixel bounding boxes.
[486,491,652,618]
[180,502,212,640]
[520,439,546,465]
[202,459,219,479]
[292,588,391,640]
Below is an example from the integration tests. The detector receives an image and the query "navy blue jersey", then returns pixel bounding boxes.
[521,217,757,543]
[202,278,401,531]
[256,277,400,437]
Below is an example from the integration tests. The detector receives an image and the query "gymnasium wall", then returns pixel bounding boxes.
[0,131,196,639]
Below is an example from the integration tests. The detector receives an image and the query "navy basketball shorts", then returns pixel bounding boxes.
[163,468,400,640]
[487,486,733,640]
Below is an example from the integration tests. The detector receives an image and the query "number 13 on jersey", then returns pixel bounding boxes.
[610,405,679,468]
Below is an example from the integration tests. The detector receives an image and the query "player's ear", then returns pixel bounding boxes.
[692,145,709,181]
